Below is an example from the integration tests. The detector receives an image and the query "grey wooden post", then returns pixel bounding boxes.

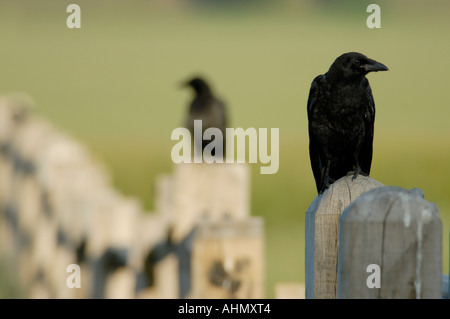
[338,186,442,298]
[305,175,383,298]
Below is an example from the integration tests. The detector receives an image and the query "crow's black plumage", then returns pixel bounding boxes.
[183,77,227,157]
[307,52,388,193]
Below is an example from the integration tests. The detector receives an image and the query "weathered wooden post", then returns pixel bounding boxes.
[171,163,250,242]
[0,97,34,278]
[168,162,251,298]
[134,214,178,299]
[305,175,383,298]
[28,208,59,298]
[154,173,175,228]
[83,190,140,299]
[152,253,180,298]
[13,118,55,288]
[338,186,442,298]
[190,218,264,299]
[0,100,20,261]
[102,196,140,299]
[35,132,110,298]
[132,174,179,299]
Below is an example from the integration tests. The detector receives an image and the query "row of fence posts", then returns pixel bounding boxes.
[0,96,266,298]
[305,174,449,298]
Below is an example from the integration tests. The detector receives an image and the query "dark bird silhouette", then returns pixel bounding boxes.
[307,52,388,193]
[183,77,227,158]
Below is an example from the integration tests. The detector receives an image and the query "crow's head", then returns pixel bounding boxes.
[329,52,388,81]
[183,76,212,96]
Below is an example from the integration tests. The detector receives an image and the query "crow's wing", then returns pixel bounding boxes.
[359,78,375,175]
[307,75,327,193]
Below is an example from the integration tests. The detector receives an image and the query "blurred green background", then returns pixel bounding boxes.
[0,0,449,298]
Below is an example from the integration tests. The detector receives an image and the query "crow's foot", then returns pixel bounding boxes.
[348,166,368,181]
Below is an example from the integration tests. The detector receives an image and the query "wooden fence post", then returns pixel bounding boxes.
[171,163,250,243]
[153,253,180,299]
[135,223,179,298]
[154,173,175,228]
[190,218,264,299]
[103,196,140,299]
[164,162,251,298]
[305,175,383,299]
[338,186,442,298]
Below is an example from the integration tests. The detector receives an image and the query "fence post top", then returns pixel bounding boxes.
[339,185,440,225]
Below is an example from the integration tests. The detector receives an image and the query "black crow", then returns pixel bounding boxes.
[307,52,388,193]
[183,76,227,158]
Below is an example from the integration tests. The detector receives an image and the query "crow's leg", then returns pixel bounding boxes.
[352,164,362,181]
[351,155,368,181]
[320,160,335,193]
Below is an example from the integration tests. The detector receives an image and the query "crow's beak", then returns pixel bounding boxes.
[362,61,389,72]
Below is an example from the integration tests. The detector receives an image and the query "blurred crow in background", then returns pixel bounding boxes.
[183,77,227,158]
[307,52,388,193]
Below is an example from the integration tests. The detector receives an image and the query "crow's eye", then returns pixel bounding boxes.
[354,59,360,65]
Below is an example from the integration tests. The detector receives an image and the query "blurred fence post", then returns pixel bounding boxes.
[167,162,251,298]
[338,186,442,298]
[103,196,140,299]
[154,174,174,229]
[305,175,383,299]
[190,218,264,299]
[171,162,250,243]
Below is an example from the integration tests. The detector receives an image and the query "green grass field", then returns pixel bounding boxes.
[0,0,449,298]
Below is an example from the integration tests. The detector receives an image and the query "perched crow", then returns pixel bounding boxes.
[183,77,227,157]
[307,52,388,193]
